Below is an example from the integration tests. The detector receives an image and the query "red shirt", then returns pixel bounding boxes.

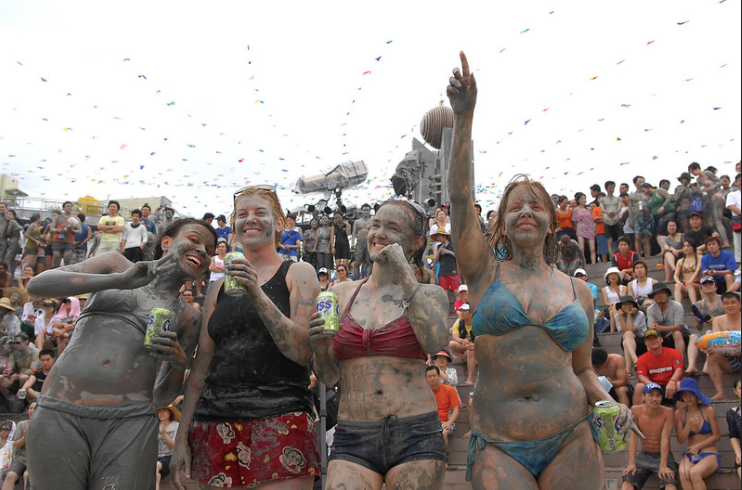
[636,347,683,385]
[431,383,461,422]
[612,251,639,271]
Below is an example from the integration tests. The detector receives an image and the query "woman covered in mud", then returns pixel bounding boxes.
[309,198,450,490]
[25,218,217,490]
[446,52,631,489]
[173,186,321,490]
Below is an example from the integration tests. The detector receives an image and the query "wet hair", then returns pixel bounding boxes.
[559,235,572,245]
[5,209,16,220]
[659,179,670,189]
[130,209,142,218]
[632,175,645,184]
[488,175,560,266]
[361,203,371,211]
[590,184,601,192]
[154,218,218,260]
[230,187,285,247]
[426,365,440,375]
[202,212,215,221]
[688,162,701,172]
[376,200,427,240]
[619,192,629,198]
[591,348,608,367]
[29,213,41,223]
[108,200,120,211]
[604,181,616,188]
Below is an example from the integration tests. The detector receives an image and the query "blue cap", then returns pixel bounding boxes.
[643,382,663,394]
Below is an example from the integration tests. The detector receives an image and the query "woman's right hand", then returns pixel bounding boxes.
[171,440,192,490]
[447,51,477,115]
[308,312,337,354]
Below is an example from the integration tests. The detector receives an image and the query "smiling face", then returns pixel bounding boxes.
[666,221,677,234]
[643,389,663,407]
[502,186,551,247]
[234,194,283,248]
[157,408,171,422]
[366,203,422,262]
[4,211,13,221]
[161,223,216,278]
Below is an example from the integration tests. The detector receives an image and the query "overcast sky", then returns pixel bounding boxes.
[1,0,739,217]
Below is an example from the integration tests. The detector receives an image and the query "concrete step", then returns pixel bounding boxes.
[605,466,740,490]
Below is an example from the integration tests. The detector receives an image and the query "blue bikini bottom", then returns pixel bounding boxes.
[466,414,595,481]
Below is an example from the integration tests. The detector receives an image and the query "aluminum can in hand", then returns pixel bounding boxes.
[224,252,248,297]
[594,400,626,452]
[144,308,173,346]
[316,292,340,331]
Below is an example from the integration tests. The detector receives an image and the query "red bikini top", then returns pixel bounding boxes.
[332,279,428,362]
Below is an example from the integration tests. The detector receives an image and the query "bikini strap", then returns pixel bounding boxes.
[570,277,578,301]
[495,261,501,282]
[339,277,369,322]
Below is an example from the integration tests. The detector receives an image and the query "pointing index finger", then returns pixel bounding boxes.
[460,51,470,78]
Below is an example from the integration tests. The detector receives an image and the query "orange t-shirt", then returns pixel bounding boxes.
[592,206,605,235]
[431,383,461,422]
[557,209,573,229]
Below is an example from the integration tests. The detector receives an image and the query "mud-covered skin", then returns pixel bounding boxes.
[308,205,448,490]
[173,193,319,490]
[26,223,214,407]
[447,52,626,490]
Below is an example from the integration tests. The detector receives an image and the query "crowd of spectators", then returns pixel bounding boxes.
[0,160,738,484]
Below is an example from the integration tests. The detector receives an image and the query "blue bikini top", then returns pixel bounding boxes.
[685,409,712,436]
[472,262,590,352]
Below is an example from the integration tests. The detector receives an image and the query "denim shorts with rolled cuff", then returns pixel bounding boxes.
[329,411,446,475]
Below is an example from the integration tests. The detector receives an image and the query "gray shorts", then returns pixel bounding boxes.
[622,450,678,489]
[8,455,26,477]
[51,241,74,253]
[27,396,158,490]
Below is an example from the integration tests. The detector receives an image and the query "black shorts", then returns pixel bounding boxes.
[158,455,172,477]
[605,223,623,242]
[329,411,445,475]
[334,243,350,260]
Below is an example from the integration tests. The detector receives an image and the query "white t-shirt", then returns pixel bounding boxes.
[157,421,179,458]
[122,223,148,250]
[726,189,741,217]
[34,314,59,336]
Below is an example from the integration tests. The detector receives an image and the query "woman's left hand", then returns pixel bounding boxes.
[146,331,187,367]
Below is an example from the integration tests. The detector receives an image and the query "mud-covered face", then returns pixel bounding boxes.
[234,195,282,248]
[4,211,12,221]
[164,209,174,219]
[367,204,420,262]
[63,202,74,214]
[502,186,551,246]
[361,206,371,218]
[310,219,319,229]
[162,223,216,278]
[320,216,330,227]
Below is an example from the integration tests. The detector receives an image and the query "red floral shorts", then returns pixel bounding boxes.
[189,412,320,488]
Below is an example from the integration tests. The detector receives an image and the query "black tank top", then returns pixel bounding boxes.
[194,261,314,421]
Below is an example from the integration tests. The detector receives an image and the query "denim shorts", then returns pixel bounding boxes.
[329,411,445,475]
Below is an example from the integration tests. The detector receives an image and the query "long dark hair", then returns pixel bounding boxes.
[154,219,218,260]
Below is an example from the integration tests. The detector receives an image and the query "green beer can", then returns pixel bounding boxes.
[594,400,626,452]
[224,252,247,297]
[144,308,173,346]
[316,292,340,331]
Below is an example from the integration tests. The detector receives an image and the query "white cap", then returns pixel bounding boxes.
[456,303,470,311]
[574,268,587,277]
[318,268,328,274]
[458,285,468,292]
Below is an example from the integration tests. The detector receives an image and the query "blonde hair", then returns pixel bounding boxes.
[487,174,560,265]
[230,187,285,247]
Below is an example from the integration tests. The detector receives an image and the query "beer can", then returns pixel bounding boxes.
[144,308,173,346]
[223,252,247,297]
[316,292,340,331]
[18,389,26,400]
[594,400,626,452]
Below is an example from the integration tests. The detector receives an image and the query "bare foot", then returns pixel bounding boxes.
[710,393,727,401]
[464,379,475,385]
[684,368,698,375]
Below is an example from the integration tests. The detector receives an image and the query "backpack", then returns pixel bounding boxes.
[689,192,706,214]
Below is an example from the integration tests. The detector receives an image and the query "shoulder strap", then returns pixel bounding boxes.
[495,261,501,282]
[339,278,369,322]
[570,277,577,300]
